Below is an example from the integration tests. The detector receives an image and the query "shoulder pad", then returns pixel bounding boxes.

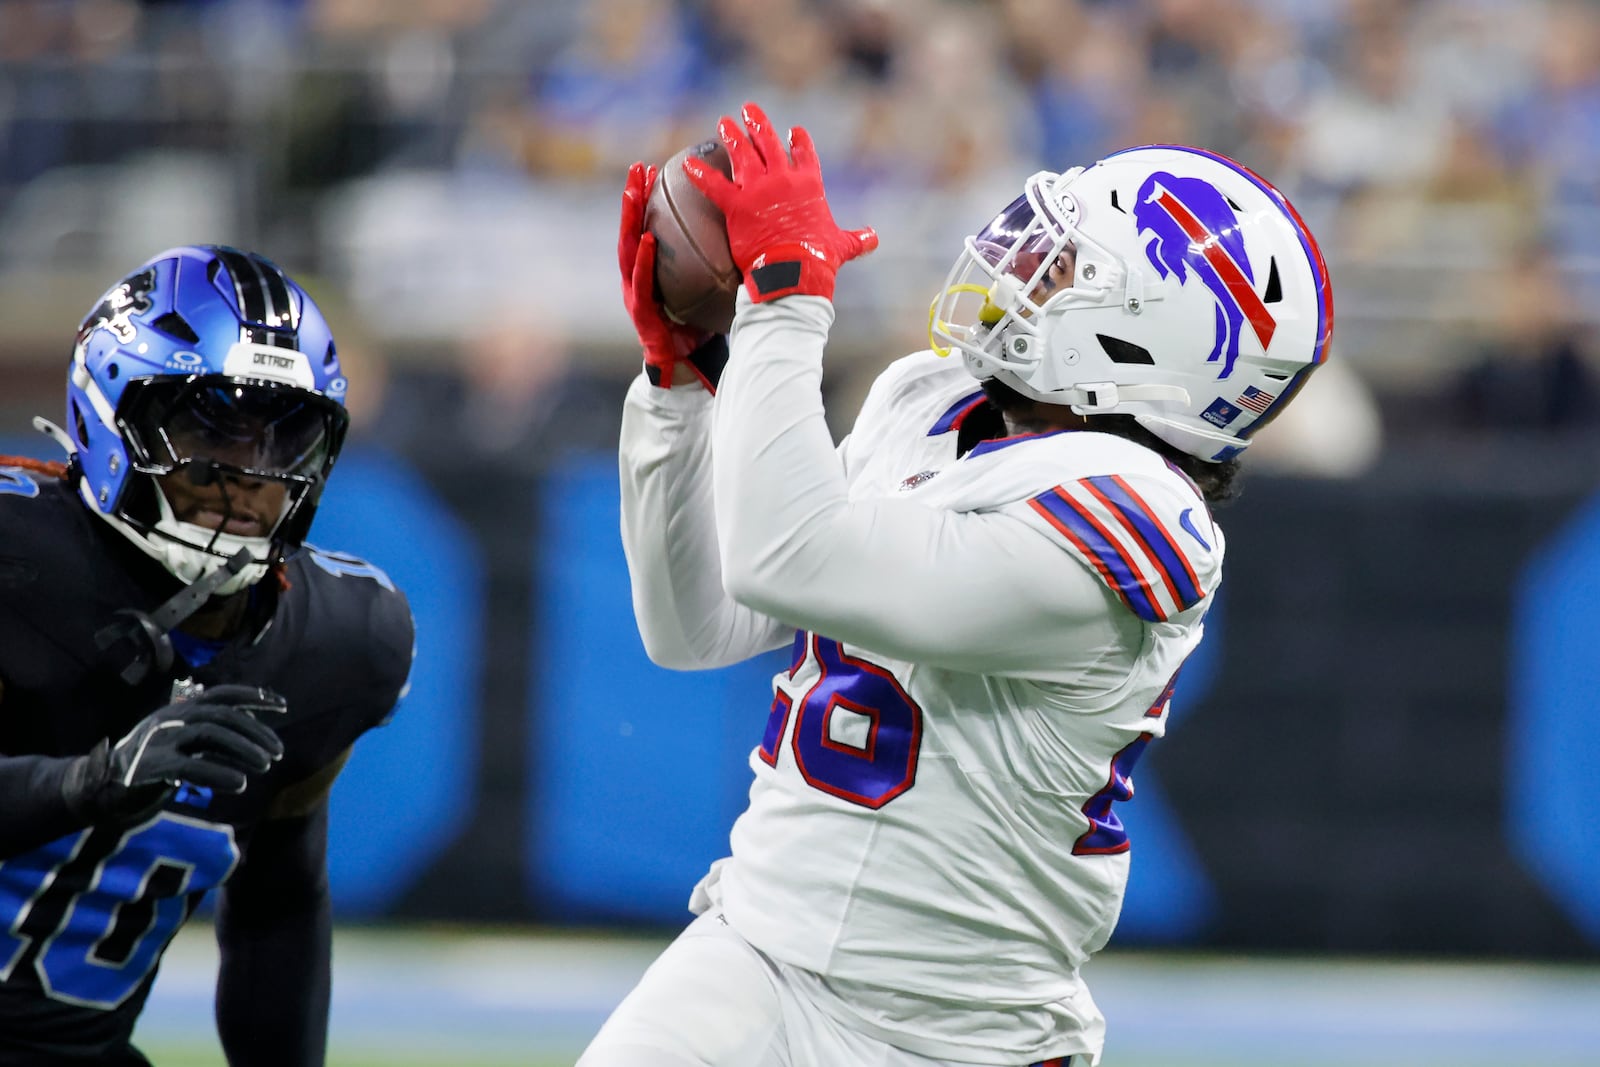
[303,545,397,591]
[851,353,988,449]
[0,472,100,566]
[295,543,413,718]
[0,466,45,499]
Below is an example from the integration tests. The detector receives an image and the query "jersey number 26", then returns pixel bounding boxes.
[758,634,923,809]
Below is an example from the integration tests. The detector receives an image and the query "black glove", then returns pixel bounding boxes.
[61,685,287,823]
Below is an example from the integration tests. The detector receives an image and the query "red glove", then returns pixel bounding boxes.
[618,161,727,391]
[682,102,878,304]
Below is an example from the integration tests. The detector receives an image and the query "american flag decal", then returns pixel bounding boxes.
[1237,385,1275,415]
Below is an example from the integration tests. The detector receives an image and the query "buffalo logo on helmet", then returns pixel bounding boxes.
[1133,172,1278,379]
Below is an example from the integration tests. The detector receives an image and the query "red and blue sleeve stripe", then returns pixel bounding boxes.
[1029,487,1164,621]
[1083,475,1205,610]
[928,390,987,436]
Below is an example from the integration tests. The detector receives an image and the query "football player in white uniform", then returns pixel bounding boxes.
[584,102,1333,1067]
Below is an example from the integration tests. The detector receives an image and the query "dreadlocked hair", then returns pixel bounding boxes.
[978,379,1243,505]
[0,455,71,481]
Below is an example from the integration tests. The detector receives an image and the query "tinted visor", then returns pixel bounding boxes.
[973,193,1061,285]
[123,377,347,480]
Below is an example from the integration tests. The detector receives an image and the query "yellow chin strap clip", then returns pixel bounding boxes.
[927,284,1006,358]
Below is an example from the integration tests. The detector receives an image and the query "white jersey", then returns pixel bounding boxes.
[619,295,1224,1066]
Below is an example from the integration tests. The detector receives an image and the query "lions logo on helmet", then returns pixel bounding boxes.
[57,245,351,595]
[930,145,1334,463]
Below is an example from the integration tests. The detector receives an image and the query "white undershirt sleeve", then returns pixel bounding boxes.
[712,294,1134,679]
[618,377,790,670]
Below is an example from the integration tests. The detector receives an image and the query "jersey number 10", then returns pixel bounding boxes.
[0,813,238,1009]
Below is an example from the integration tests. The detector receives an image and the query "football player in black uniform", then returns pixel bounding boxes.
[0,245,414,1065]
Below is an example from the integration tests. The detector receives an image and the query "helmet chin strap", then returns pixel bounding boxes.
[94,546,256,687]
[987,359,1191,413]
[1063,381,1190,413]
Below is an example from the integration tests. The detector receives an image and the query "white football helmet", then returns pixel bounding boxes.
[930,145,1333,461]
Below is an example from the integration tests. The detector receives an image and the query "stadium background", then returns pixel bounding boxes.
[2,0,1599,1063]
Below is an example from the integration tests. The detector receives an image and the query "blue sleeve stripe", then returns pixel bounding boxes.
[965,429,1067,458]
[1084,475,1205,610]
[1030,489,1164,622]
[928,390,987,436]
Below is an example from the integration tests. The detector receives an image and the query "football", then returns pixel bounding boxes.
[644,140,739,335]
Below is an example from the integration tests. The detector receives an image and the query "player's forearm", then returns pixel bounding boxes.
[712,292,861,620]
[215,808,333,1067]
[713,296,1125,674]
[0,753,90,858]
[215,884,331,1067]
[620,375,787,668]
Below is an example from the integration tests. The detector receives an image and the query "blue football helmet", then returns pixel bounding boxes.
[57,245,350,594]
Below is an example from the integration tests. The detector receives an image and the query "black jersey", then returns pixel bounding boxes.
[0,470,413,1062]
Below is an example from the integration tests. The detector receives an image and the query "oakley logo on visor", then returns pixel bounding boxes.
[1134,172,1277,378]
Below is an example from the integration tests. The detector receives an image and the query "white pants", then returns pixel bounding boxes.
[577,913,1073,1067]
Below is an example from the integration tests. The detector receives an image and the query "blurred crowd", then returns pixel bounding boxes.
[3,0,1600,475]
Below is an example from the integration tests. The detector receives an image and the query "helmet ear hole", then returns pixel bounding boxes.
[1096,335,1155,365]
[71,399,90,449]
